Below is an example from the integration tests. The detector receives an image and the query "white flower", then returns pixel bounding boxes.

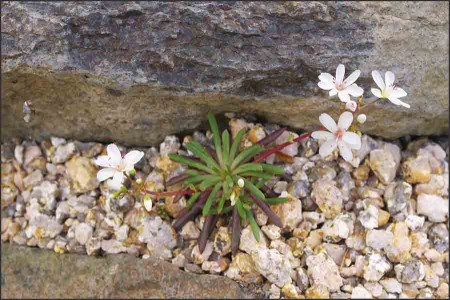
[95,144,144,190]
[345,100,357,112]
[318,64,364,103]
[311,111,362,162]
[371,70,409,108]
[357,114,367,124]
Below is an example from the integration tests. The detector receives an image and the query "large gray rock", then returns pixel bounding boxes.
[1,2,448,146]
[1,243,255,298]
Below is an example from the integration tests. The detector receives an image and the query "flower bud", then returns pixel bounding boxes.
[136,178,143,185]
[357,114,367,124]
[120,185,128,193]
[111,191,119,198]
[129,169,136,178]
[143,195,153,211]
[237,178,245,188]
[345,100,357,112]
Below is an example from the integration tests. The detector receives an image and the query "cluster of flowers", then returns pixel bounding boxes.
[313,64,410,162]
[94,64,410,212]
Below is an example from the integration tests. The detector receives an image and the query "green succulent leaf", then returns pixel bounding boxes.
[202,182,221,215]
[208,112,224,167]
[229,128,247,162]
[244,180,266,200]
[187,192,201,208]
[231,144,263,170]
[169,154,216,175]
[185,141,220,170]
[233,163,263,174]
[260,163,285,175]
[240,172,273,181]
[199,176,222,191]
[217,190,226,213]
[264,197,289,205]
[222,130,230,166]
[245,208,260,241]
[236,199,247,220]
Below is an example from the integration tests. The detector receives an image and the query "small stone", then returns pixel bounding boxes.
[405,215,425,231]
[311,179,343,219]
[262,224,281,240]
[322,213,354,242]
[306,252,343,292]
[23,170,44,188]
[24,145,42,166]
[305,284,330,299]
[31,181,59,213]
[275,131,299,157]
[101,239,127,254]
[184,263,203,274]
[14,145,24,164]
[402,155,432,184]
[191,242,213,264]
[273,181,288,194]
[384,181,412,215]
[201,257,229,274]
[144,171,165,195]
[322,243,347,266]
[110,194,134,213]
[380,278,402,294]
[386,222,412,263]
[395,260,425,283]
[288,180,310,199]
[51,137,66,147]
[85,237,101,256]
[268,284,281,299]
[415,174,448,196]
[53,142,76,164]
[366,229,394,251]
[172,253,186,268]
[180,221,200,240]
[351,285,372,299]
[353,163,370,180]
[213,226,232,256]
[369,145,399,184]
[66,156,98,193]
[270,192,302,230]
[364,253,392,282]
[74,223,93,245]
[359,205,379,230]
[364,282,383,298]
[138,215,176,258]
[295,268,309,292]
[428,223,448,253]
[239,225,268,254]
[115,224,129,242]
[251,248,292,287]
[160,135,180,157]
[436,283,449,299]
[417,194,448,222]
[25,214,63,239]
[378,209,390,226]
[281,283,299,299]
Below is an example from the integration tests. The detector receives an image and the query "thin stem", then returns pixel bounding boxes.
[249,193,284,228]
[253,132,311,163]
[358,97,378,111]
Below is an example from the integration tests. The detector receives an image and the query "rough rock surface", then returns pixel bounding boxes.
[1,1,448,146]
[1,243,254,299]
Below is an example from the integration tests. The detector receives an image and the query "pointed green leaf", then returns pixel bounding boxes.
[169,154,216,174]
[236,199,246,220]
[245,208,260,241]
[199,176,222,191]
[244,180,266,200]
[222,130,230,166]
[232,163,263,174]
[229,128,246,162]
[264,197,289,205]
[260,163,285,175]
[185,141,220,170]
[202,182,221,215]
[207,112,224,166]
[231,144,262,170]
[239,171,273,180]
[187,192,201,208]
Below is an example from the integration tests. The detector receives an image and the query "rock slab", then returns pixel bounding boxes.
[1,243,254,299]
[1,2,448,146]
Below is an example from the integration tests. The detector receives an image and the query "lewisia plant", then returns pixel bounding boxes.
[94,63,409,254]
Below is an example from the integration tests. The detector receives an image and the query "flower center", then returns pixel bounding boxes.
[336,128,344,139]
[336,83,344,91]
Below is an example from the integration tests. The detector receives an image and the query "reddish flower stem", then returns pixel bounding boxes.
[253,132,311,163]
